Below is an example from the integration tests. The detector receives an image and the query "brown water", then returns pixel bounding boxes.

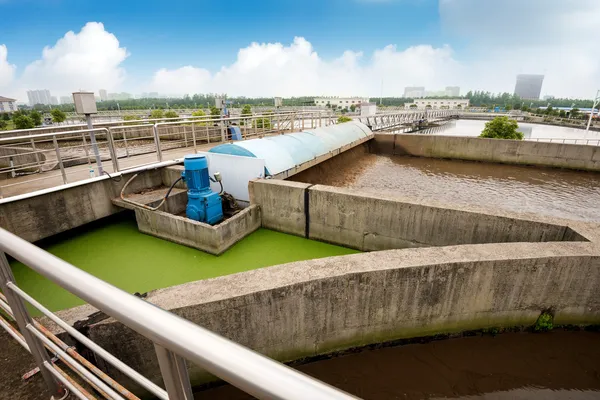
[198,331,600,399]
[304,154,600,222]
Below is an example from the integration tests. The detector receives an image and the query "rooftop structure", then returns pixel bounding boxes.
[514,74,544,100]
[314,97,369,109]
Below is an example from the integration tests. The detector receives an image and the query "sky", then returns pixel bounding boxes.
[0,0,599,102]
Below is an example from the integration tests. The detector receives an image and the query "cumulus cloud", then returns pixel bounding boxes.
[0,44,16,89]
[148,37,462,97]
[18,22,128,97]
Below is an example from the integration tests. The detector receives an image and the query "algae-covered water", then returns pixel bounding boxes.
[10,213,358,313]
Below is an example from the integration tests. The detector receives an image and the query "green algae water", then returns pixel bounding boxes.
[10,213,358,314]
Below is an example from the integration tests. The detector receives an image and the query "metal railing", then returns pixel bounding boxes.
[0,111,334,199]
[0,226,356,400]
[526,137,600,146]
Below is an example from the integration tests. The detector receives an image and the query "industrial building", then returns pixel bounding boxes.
[514,74,544,100]
[0,96,17,113]
[314,97,369,108]
[404,98,469,109]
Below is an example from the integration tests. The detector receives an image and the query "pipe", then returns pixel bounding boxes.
[120,173,182,212]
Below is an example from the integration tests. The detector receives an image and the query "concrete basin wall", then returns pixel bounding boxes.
[248,180,587,251]
[134,204,261,255]
[372,134,600,171]
[74,241,600,391]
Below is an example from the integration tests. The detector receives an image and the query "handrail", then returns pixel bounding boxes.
[0,227,356,400]
[0,128,110,143]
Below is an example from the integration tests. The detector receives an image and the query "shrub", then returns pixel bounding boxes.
[150,109,164,119]
[337,116,352,124]
[534,311,554,332]
[479,116,523,140]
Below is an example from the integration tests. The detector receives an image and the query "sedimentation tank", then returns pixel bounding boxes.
[209,121,372,175]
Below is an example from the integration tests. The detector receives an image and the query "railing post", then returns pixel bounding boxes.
[105,128,120,173]
[154,345,193,400]
[52,135,68,184]
[153,124,163,162]
[191,123,197,153]
[30,138,42,169]
[0,252,65,399]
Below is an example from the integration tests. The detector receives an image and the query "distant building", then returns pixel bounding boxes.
[60,96,72,104]
[0,96,17,113]
[99,89,108,101]
[404,87,425,98]
[514,74,544,100]
[314,97,369,109]
[50,96,58,105]
[445,86,460,97]
[108,92,132,101]
[27,89,52,106]
[404,98,469,110]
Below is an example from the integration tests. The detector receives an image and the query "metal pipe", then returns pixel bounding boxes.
[44,362,89,400]
[27,324,125,400]
[0,228,357,400]
[7,283,167,400]
[50,363,97,400]
[0,313,30,350]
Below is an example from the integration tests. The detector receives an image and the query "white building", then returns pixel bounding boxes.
[314,97,369,108]
[404,98,469,109]
[0,96,17,113]
[99,89,108,101]
[404,87,425,98]
[27,89,52,106]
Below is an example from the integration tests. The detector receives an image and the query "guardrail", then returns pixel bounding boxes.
[526,137,600,146]
[0,227,356,400]
[0,111,334,199]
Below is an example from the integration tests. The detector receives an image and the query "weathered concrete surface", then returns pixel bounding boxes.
[73,241,600,392]
[308,184,586,251]
[112,186,188,215]
[134,204,261,255]
[248,179,310,237]
[249,180,587,251]
[373,134,600,171]
[0,169,164,242]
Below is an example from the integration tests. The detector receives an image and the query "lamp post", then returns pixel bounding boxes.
[586,89,600,132]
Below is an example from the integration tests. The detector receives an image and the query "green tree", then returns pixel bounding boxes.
[50,108,66,123]
[13,115,35,130]
[30,110,42,126]
[164,110,179,119]
[1,113,10,121]
[409,104,417,109]
[559,110,566,118]
[0,120,6,129]
[253,117,271,129]
[545,105,553,115]
[350,104,356,112]
[505,104,512,111]
[150,109,164,119]
[479,116,523,140]
[337,116,352,124]
[210,106,220,117]
[570,108,580,118]
[240,104,252,116]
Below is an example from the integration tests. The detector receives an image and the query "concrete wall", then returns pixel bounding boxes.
[134,205,261,255]
[248,179,310,237]
[373,134,600,172]
[249,180,587,251]
[77,241,600,392]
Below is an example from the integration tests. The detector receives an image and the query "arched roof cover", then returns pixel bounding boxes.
[208,120,372,176]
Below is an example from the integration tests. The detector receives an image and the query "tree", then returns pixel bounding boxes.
[13,115,35,130]
[50,108,66,123]
[164,110,179,119]
[1,113,10,121]
[253,117,271,129]
[240,104,252,116]
[337,116,352,124]
[545,105,553,115]
[350,104,356,112]
[150,109,164,119]
[210,106,220,117]
[0,120,6,129]
[505,104,512,111]
[570,108,580,118]
[479,116,523,140]
[409,104,417,109]
[559,110,566,118]
[30,110,42,126]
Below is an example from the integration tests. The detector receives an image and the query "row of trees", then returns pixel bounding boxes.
[0,108,67,130]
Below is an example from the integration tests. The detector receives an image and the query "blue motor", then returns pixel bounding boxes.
[181,155,223,225]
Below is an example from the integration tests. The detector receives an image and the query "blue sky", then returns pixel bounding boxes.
[0,0,599,100]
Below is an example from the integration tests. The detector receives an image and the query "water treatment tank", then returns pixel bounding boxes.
[209,121,372,176]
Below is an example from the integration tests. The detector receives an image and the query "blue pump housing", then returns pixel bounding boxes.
[181,155,223,225]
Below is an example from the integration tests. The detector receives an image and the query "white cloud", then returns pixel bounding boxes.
[148,37,462,97]
[18,22,128,98]
[0,44,16,89]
